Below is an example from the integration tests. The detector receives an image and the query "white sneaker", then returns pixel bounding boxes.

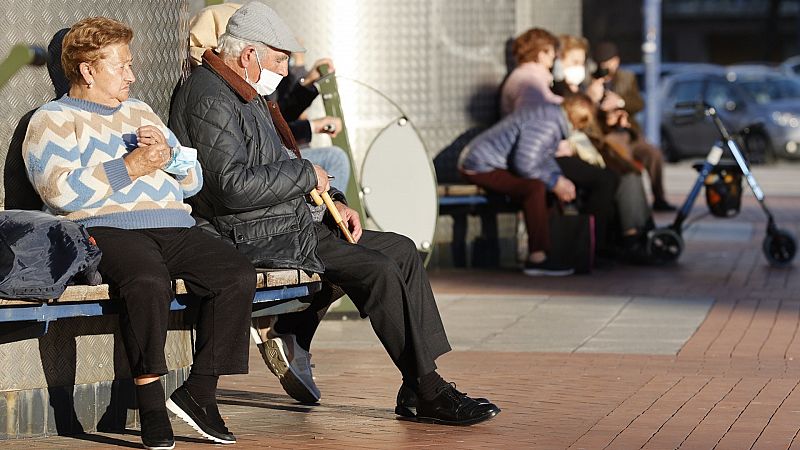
[251,320,321,404]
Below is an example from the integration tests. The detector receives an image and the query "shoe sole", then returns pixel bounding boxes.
[395,398,493,419]
[394,404,416,418]
[523,268,574,276]
[261,337,321,404]
[165,398,236,445]
[143,443,175,450]
[415,408,500,426]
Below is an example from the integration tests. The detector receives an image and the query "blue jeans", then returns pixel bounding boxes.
[302,146,351,192]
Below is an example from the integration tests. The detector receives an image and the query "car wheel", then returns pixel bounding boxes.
[743,131,774,165]
[660,130,680,162]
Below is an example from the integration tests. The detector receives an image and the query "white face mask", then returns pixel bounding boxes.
[246,50,284,96]
[563,65,586,86]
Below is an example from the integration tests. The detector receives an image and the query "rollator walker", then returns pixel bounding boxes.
[646,102,797,267]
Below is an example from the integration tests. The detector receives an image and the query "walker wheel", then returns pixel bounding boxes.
[762,229,797,267]
[646,228,684,264]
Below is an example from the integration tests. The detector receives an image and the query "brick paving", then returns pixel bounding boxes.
[4,165,800,449]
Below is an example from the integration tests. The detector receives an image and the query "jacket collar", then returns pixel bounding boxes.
[202,49,258,102]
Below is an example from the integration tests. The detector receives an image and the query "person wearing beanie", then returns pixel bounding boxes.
[593,41,677,212]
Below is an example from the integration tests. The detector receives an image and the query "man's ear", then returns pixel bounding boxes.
[239,46,255,69]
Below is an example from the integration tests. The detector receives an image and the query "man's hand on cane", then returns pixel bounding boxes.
[310,164,359,243]
[313,165,331,193]
[334,201,362,242]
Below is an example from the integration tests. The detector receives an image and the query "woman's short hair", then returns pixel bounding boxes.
[512,28,558,65]
[558,34,589,58]
[61,17,133,85]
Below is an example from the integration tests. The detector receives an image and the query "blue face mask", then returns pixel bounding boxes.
[163,146,197,176]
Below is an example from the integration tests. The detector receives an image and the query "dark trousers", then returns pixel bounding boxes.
[633,138,667,201]
[89,227,256,378]
[462,169,549,253]
[556,156,619,251]
[276,224,451,379]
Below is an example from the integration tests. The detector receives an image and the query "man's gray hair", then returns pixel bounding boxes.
[217,33,268,59]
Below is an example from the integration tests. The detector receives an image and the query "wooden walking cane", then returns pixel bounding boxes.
[310,190,356,244]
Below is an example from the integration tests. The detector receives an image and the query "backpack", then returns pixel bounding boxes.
[0,210,102,300]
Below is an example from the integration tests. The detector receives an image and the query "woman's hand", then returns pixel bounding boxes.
[555,139,575,158]
[136,125,167,147]
[125,143,171,179]
[552,175,577,203]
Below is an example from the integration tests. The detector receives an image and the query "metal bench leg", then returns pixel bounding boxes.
[473,210,500,267]
[451,212,468,267]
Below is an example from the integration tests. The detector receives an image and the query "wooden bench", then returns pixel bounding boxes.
[437,184,519,267]
[0,269,321,339]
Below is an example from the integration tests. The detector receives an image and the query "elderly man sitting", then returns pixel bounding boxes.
[170,1,498,426]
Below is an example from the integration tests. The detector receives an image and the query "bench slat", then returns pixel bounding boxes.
[437,184,488,197]
[0,269,321,306]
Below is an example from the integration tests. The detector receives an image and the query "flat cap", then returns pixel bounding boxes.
[226,1,305,53]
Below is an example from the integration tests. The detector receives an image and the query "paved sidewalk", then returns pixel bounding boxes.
[5,163,800,449]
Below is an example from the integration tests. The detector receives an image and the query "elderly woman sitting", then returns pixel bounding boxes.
[22,17,255,449]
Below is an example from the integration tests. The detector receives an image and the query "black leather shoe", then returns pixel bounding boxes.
[653,198,677,212]
[140,409,175,450]
[166,385,235,444]
[395,384,494,418]
[415,383,500,426]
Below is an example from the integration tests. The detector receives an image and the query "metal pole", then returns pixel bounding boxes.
[643,0,662,145]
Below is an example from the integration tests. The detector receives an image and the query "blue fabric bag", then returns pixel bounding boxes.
[0,210,102,300]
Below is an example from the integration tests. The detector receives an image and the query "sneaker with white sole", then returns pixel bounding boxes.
[251,321,321,404]
[165,386,235,444]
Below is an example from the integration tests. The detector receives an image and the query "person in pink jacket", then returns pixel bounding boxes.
[500,27,563,116]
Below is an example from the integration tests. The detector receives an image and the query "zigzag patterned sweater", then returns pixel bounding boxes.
[22,96,202,229]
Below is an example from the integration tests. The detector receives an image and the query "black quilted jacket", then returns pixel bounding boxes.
[169,51,324,273]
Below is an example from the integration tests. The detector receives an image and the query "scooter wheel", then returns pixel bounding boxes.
[762,229,797,267]
[646,228,684,264]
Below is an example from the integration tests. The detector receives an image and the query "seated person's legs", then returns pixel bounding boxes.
[633,138,675,211]
[463,169,573,276]
[90,227,255,445]
[269,224,500,425]
[615,173,652,235]
[556,156,619,253]
[615,173,655,260]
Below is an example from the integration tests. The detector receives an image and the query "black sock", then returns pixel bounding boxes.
[417,371,448,401]
[136,379,166,414]
[402,376,419,392]
[183,373,218,407]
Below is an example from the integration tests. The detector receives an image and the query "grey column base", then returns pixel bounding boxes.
[0,367,189,439]
[0,313,194,440]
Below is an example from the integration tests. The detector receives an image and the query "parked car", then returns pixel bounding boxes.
[621,62,720,94]
[779,55,800,78]
[659,66,800,162]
